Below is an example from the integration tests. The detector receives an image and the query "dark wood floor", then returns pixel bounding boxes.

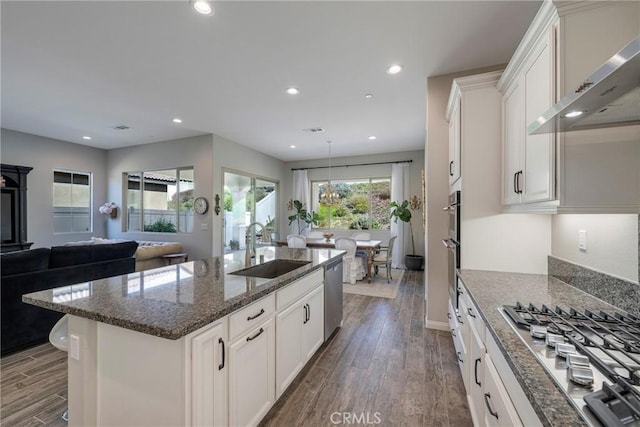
[261,269,472,427]
[0,343,68,426]
[0,270,471,427]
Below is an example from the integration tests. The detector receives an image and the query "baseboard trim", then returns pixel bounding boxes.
[425,319,449,331]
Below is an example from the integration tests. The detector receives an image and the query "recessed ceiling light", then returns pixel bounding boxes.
[82,136,92,140]
[172,118,183,124]
[364,94,373,99]
[191,0,214,16]
[386,64,403,75]
[368,136,377,140]
[290,145,296,149]
[564,110,584,118]
[286,87,300,95]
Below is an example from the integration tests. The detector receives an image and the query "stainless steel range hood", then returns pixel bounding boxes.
[528,36,640,135]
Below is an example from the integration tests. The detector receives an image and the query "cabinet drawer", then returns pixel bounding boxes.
[276,269,323,311]
[229,294,275,342]
[484,354,523,427]
[458,278,485,342]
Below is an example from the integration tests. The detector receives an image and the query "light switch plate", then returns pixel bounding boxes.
[578,230,587,251]
[200,223,208,231]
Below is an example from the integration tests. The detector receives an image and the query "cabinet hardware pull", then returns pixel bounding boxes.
[517,170,523,194]
[447,313,452,319]
[246,328,264,342]
[484,393,499,419]
[451,328,456,338]
[247,308,265,321]
[303,305,309,324]
[457,352,463,363]
[467,308,476,318]
[218,338,225,370]
[474,358,481,386]
[449,161,454,176]
[457,314,464,325]
[306,303,310,322]
[513,172,518,195]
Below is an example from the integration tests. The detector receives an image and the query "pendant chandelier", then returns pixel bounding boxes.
[320,141,340,206]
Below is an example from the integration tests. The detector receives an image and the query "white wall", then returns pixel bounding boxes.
[212,135,287,256]
[1,128,109,248]
[425,65,506,329]
[284,150,425,254]
[552,214,639,284]
[107,134,214,260]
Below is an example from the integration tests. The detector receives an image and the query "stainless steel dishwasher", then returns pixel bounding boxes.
[323,257,343,341]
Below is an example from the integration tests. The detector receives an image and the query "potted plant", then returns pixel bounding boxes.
[287,200,320,235]
[389,200,424,270]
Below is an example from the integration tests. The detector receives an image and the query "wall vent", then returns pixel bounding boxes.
[303,127,325,133]
[113,125,131,130]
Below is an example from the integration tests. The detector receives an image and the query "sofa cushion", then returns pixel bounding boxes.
[0,248,51,276]
[135,242,184,261]
[49,245,92,268]
[91,241,138,262]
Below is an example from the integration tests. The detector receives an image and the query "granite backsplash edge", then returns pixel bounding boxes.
[548,255,640,316]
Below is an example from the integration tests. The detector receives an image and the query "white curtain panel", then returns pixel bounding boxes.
[391,162,410,269]
[292,169,310,235]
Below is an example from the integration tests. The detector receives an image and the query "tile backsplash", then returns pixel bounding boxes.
[548,256,640,316]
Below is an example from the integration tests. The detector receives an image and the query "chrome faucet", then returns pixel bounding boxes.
[245,221,267,262]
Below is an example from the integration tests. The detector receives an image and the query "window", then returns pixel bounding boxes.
[125,168,194,233]
[53,170,92,233]
[311,177,390,230]
[223,171,278,252]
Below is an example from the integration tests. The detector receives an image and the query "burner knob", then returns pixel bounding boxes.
[567,365,594,387]
[555,343,577,358]
[545,333,565,348]
[530,325,547,339]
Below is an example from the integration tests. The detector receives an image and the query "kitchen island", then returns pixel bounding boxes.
[457,269,634,426]
[23,246,344,427]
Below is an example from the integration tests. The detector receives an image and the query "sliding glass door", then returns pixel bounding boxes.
[223,170,278,253]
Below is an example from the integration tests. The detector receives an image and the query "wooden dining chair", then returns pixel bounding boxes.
[372,235,397,283]
[352,232,371,271]
[335,237,364,284]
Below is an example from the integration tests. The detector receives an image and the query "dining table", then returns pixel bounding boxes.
[274,237,382,283]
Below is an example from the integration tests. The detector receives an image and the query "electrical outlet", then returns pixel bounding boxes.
[200,223,208,231]
[70,335,80,360]
[578,230,587,252]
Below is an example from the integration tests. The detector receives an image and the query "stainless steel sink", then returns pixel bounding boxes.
[229,259,311,279]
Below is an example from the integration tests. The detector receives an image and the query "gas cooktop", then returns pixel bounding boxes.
[501,302,640,427]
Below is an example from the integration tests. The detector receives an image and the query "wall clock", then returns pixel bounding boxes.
[194,197,209,214]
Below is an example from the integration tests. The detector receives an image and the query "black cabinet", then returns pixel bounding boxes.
[1,164,33,253]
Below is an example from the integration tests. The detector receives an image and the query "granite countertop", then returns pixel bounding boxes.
[458,269,622,427]
[23,247,344,340]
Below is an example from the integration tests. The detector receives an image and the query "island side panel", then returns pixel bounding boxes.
[67,315,187,426]
[96,322,186,426]
[68,315,98,427]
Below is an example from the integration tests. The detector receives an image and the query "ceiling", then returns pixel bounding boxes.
[1,0,542,161]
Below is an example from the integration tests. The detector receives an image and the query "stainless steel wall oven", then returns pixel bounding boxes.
[442,191,461,308]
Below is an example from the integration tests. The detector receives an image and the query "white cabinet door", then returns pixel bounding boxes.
[483,354,523,427]
[522,34,554,204]
[449,98,462,186]
[302,285,324,361]
[191,321,228,427]
[502,80,523,205]
[467,321,486,426]
[275,300,305,397]
[228,318,275,427]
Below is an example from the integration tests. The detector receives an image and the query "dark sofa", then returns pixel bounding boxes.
[1,241,138,355]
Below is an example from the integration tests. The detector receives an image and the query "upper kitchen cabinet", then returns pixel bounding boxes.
[498,0,640,213]
[448,96,462,187]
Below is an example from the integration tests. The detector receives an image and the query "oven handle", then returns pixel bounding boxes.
[442,205,457,212]
[442,239,456,250]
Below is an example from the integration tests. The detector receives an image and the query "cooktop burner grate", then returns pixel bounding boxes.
[503,302,640,426]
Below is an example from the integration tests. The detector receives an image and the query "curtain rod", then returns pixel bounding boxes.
[291,159,412,171]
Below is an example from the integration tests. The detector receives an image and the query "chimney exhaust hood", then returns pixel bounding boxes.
[528,36,639,135]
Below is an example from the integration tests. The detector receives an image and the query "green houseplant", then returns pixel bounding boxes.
[288,200,320,235]
[389,200,423,270]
